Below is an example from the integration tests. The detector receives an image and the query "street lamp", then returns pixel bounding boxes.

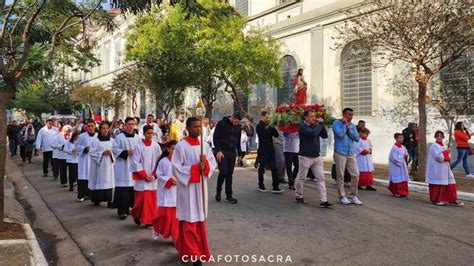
[195,99,206,219]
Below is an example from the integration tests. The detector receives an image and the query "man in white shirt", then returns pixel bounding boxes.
[139,114,163,144]
[36,119,59,177]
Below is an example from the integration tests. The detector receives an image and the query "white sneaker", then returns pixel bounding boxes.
[338,197,351,205]
[351,196,363,205]
[466,174,474,178]
[152,230,159,240]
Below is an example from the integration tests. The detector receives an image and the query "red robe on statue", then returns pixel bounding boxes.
[294,76,307,105]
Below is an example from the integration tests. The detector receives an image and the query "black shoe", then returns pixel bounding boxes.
[258,187,267,192]
[272,188,284,194]
[107,202,116,208]
[366,186,377,191]
[119,214,127,220]
[69,187,73,192]
[22,158,25,162]
[193,261,203,266]
[319,201,334,208]
[134,218,141,225]
[295,198,306,203]
[43,173,47,177]
[280,179,288,184]
[54,176,58,180]
[215,192,221,202]
[226,197,238,204]
[288,185,295,190]
[358,186,364,190]
[93,202,100,206]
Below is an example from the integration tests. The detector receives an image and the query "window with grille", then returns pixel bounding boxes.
[278,55,298,106]
[234,0,248,16]
[440,48,474,115]
[341,42,372,116]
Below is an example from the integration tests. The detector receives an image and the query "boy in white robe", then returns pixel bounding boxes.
[52,125,72,187]
[64,129,80,192]
[112,117,141,220]
[76,120,97,202]
[171,117,217,263]
[130,125,162,226]
[355,128,376,191]
[426,130,464,206]
[152,140,179,241]
[89,122,115,207]
[388,133,410,198]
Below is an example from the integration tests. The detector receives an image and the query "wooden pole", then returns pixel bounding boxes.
[200,120,206,219]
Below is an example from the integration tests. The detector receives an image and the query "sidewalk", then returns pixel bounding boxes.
[4,156,90,265]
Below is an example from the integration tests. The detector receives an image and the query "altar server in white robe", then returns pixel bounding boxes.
[426,130,464,206]
[64,129,80,192]
[89,122,115,207]
[112,117,141,220]
[388,133,410,198]
[171,117,217,262]
[139,114,163,144]
[355,128,376,191]
[52,125,72,187]
[130,125,162,226]
[152,140,179,241]
[76,120,97,202]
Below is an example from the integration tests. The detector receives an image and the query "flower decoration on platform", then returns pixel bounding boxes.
[270,104,335,133]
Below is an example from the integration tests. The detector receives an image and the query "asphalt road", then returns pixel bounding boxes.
[10,156,474,265]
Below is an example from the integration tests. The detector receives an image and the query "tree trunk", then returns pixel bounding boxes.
[416,80,428,182]
[0,87,16,229]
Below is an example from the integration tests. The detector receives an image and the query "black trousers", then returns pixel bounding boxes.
[113,186,135,215]
[77,180,90,199]
[284,152,299,186]
[216,151,237,197]
[257,154,280,190]
[42,151,53,175]
[91,189,113,204]
[58,159,68,185]
[52,158,60,178]
[67,163,78,190]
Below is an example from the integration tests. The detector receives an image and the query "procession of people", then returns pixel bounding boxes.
[10,69,470,265]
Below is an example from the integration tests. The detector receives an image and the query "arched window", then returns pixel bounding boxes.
[278,55,298,106]
[341,42,372,116]
[440,48,474,115]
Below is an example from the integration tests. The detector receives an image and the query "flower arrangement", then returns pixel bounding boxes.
[270,104,335,133]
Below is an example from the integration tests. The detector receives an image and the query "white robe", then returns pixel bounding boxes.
[89,138,115,190]
[139,122,163,143]
[156,157,177,207]
[35,126,58,152]
[425,142,456,185]
[112,132,141,187]
[240,131,248,153]
[76,132,97,181]
[63,141,78,164]
[52,134,68,160]
[171,140,217,223]
[388,145,409,183]
[129,140,162,191]
[355,139,374,172]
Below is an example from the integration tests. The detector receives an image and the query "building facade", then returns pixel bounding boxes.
[67,0,473,165]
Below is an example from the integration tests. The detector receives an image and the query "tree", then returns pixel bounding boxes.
[335,0,474,181]
[70,85,118,120]
[10,78,51,117]
[0,0,112,227]
[111,64,148,116]
[126,0,283,115]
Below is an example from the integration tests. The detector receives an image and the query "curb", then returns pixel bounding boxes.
[2,219,48,266]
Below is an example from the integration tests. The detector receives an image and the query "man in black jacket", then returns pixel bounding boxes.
[294,110,332,207]
[213,112,242,204]
[256,111,284,193]
[7,120,20,156]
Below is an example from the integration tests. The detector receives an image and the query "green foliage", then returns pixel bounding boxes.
[126,0,282,112]
[71,85,118,114]
[11,78,51,116]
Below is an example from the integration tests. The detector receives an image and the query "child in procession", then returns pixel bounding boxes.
[388,133,410,198]
[426,130,464,206]
[355,128,376,191]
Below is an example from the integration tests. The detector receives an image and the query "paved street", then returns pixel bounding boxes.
[9,155,474,265]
